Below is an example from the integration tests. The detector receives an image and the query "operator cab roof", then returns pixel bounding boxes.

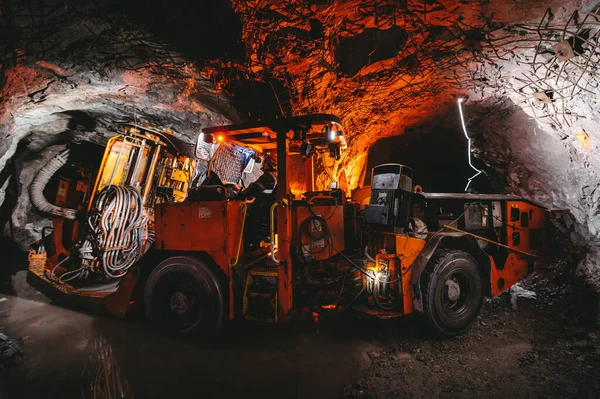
[121,122,196,159]
[201,114,343,151]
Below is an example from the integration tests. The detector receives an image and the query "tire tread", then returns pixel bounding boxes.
[422,248,482,336]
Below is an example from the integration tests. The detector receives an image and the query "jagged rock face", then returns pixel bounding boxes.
[0,0,238,247]
[460,5,600,289]
[1,0,600,294]
[232,0,600,289]
[468,97,600,289]
[230,0,595,188]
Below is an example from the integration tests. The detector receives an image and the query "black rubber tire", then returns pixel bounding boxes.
[422,249,483,336]
[144,256,225,337]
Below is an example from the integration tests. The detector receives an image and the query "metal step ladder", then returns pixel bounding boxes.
[243,267,279,323]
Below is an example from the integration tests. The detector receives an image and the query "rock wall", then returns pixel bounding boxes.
[464,96,600,294]
[458,4,600,295]
[0,0,238,248]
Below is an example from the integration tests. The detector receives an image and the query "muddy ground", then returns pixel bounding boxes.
[343,271,600,398]
[1,269,599,399]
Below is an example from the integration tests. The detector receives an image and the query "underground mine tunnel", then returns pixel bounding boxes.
[1,0,600,398]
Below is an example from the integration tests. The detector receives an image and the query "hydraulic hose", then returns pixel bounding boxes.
[85,185,151,279]
[364,246,376,263]
[373,269,397,310]
[98,186,149,278]
[29,150,77,220]
[51,185,151,283]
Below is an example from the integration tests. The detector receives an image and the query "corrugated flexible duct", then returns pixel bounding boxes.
[29,149,77,220]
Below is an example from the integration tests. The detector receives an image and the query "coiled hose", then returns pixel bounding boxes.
[29,149,77,220]
[87,185,151,279]
[50,185,151,283]
[298,210,371,314]
[299,214,332,261]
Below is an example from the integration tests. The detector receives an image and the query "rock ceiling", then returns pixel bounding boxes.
[230,0,600,189]
[1,0,597,184]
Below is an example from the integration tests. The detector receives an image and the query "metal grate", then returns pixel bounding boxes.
[209,143,247,184]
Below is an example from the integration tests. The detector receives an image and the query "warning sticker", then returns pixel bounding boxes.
[198,206,212,218]
[310,239,325,249]
[309,219,323,233]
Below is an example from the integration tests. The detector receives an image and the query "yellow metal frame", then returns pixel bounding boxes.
[88,127,195,211]
[243,268,279,323]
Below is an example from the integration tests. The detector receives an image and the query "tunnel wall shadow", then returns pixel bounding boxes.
[365,112,484,193]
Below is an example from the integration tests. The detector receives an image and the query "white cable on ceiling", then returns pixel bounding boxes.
[457,98,482,191]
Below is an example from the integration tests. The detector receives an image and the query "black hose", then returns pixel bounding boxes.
[298,202,374,314]
[298,214,330,256]
[373,269,399,310]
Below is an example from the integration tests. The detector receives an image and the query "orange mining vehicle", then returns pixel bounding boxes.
[27,115,549,336]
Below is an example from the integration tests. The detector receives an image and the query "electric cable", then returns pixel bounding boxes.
[302,202,372,277]
[458,98,482,191]
[299,202,372,314]
[373,269,398,310]
[47,255,72,283]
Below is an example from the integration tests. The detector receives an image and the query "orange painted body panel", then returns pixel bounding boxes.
[371,232,426,315]
[490,200,548,296]
[490,253,529,296]
[395,235,427,314]
[154,200,246,320]
[155,201,226,253]
[292,205,345,260]
[52,179,75,257]
[27,253,141,319]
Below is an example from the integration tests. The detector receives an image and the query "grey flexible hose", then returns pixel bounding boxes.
[87,185,151,279]
[29,149,77,220]
[55,185,151,283]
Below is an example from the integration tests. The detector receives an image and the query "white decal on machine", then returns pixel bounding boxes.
[198,206,212,218]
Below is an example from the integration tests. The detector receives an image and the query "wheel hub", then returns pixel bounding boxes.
[445,279,461,302]
[170,291,190,316]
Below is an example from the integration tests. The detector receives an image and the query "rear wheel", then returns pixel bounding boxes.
[422,249,483,336]
[144,256,225,337]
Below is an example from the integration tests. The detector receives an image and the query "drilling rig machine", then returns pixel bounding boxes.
[28,115,549,336]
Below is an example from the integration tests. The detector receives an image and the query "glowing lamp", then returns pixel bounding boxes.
[573,132,590,150]
[326,125,343,142]
[217,135,225,142]
[329,128,338,141]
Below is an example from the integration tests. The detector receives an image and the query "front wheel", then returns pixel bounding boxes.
[144,256,225,337]
[422,249,483,336]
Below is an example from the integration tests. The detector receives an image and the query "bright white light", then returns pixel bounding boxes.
[457,98,482,191]
[329,129,337,141]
